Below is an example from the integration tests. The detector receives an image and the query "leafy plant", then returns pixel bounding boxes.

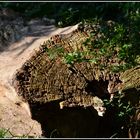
[103,91,135,138]
[104,91,134,118]
[46,45,64,60]
[44,18,140,74]
[103,90,136,138]
[63,51,86,64]
[0,2,140,29]
[0,124,38,138]
[0,128,10,138]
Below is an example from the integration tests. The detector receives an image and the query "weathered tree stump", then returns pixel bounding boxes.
[12,23,140,137]
[13,26,121,109]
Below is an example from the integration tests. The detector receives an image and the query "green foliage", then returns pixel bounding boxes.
[45,17,140,73]
[1,2,140,27]
[0,128,9,138]
[103,91,134,138]
[0,126,38,138]
[46,45,64,60]
[104,91,134,119]
[63,51,86,64]
[81,19,139,72]
[57,7,79,27]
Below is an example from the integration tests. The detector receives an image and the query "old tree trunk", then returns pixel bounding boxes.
[13,23,140,138]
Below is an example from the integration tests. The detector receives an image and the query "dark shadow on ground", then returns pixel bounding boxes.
[30,101,101,138]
